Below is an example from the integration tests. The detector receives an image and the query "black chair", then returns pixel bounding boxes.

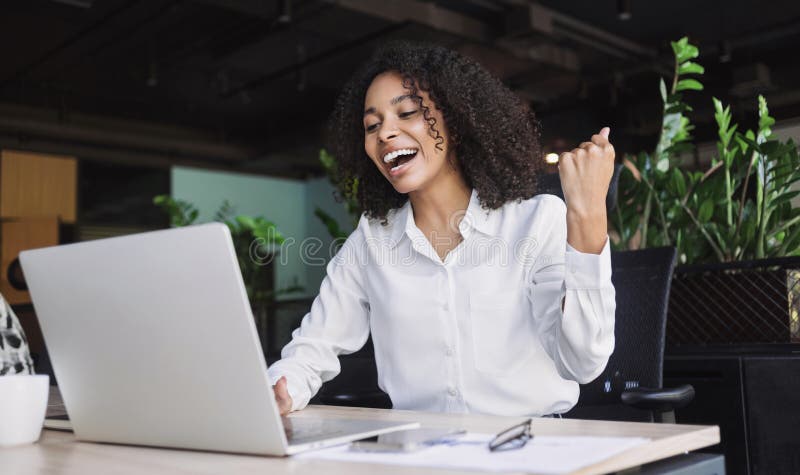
[312,337,391,409]
[564,246,695,422]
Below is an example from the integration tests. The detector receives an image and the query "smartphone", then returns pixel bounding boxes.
[350,428,465,453]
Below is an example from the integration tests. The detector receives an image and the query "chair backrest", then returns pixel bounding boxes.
[572,246,677,412]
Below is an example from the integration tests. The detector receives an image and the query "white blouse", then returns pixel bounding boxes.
[267,190,616,416]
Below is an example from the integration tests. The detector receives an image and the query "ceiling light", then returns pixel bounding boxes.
[146,61,158,87]
[719,40,732,63]
[278,0,292,24]
[617,0,632,21]
[51,0,93,8]
[545,153,560,164]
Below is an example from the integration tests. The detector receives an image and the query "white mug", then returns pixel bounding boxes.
[0,374,50,448]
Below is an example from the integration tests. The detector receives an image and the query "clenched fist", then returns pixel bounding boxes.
[558,127,616,254]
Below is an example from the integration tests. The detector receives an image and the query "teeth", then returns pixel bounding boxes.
[383,148,418,163]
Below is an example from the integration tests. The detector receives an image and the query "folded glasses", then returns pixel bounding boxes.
[488,418,533,452]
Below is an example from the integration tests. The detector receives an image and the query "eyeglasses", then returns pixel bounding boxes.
[488,418,533,452]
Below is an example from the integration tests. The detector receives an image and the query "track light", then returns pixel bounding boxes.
[719,40,732,63]
[278,0,292,24]
[617,0,632,21]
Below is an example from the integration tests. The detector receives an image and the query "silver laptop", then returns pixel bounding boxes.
[20,223,417,455]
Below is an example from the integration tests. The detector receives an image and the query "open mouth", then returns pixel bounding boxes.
[382,148,419,173]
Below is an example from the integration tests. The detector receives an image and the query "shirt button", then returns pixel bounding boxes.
[442,300,449,310]
[446,347,454,357]
[448,387,458,397]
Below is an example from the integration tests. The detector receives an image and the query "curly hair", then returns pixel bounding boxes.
[326,41,544,222]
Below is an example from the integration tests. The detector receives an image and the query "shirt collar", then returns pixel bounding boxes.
[388,189,501,249]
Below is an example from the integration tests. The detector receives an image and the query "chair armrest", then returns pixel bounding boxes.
[621,384,695,413]
[317,390,392,409]
[606,163,623,212]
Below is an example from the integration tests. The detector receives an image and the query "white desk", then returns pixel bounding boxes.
[3,393,720,475]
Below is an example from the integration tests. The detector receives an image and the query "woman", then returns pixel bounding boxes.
[268,41,615,417]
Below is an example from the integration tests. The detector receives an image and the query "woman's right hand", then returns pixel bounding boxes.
[273,376,293,415]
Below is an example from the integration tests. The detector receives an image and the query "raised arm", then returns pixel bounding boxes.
[527,128,616,383]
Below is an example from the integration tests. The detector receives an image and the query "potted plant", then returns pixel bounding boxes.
[153,196,302,351]
[611,38,800,345]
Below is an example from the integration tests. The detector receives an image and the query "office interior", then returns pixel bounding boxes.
[1,1,799,474]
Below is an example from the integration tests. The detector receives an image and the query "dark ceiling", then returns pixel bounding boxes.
[2,0,800,177]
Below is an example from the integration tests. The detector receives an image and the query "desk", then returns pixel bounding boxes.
[4,395,720,475]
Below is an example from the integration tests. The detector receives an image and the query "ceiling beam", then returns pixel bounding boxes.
[501,1,657,61]
[0,102,257,162]
[333,0,492,42]
[221,20,409,98]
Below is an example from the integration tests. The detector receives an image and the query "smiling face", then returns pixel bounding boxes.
[363,71,457,195]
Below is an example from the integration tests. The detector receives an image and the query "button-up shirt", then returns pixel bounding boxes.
[268,190,615,416]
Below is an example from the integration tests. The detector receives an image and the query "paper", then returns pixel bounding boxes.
[295,433,649,474]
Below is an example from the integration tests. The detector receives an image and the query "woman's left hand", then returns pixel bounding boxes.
[558,127,616,254]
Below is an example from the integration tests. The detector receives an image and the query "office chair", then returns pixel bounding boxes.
[313,336,391,409]
[564,246,695,423]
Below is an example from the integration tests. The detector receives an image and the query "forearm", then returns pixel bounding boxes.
[566,207,608,255]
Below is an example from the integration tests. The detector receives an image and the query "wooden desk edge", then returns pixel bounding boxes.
[575,424,721,475]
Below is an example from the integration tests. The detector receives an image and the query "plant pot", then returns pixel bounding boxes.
[667,256,800,345]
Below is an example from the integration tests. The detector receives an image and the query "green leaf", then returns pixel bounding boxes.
[676,44,699,63]
[769,190,800,209]
[678,61,705,75]
[667,92,684,103]
[698,199,714,223]
[757,95,775,141]
[672,169,687,197]
[723,124,739,148]
[235,215,257,230]
[736,132,761,153]
[656,157,670,173]
[659,78,668,103]
[319,149,336,172]
[664,141,694,156]
[676,78,703,91]
[665,103,693,115]
[315,208,348,241]
[670,37,688,58]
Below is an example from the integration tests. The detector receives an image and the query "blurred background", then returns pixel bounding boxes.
[3,0,800,299]
[2,3,800,473]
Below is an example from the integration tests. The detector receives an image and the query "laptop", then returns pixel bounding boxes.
[20,223,418,455]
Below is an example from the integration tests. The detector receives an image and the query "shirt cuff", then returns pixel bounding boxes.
[564,237,612,290]
[268,369,311,412]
